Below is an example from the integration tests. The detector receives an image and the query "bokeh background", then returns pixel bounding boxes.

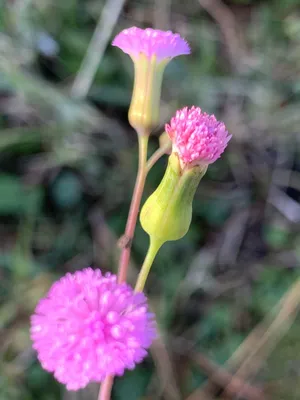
[2,0,300,399]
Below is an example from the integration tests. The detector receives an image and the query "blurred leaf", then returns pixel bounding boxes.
[251,267,299,315]
[209,334,245,365]
[198,303,233,343]
[195,197,231,227]
[113,365,153,400]
[89,85,131,107]
[0,174,43,215]
[264,318,300,399]
[50,170,83,209]
[187,367,207,393]
[263,223,290,249]
[26,362,61,400]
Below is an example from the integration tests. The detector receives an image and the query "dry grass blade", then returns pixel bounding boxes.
[188,354,265,400]
[225,279,300,386]
[197,0,247,71]
[190,279,300,399]
[154,0,171,30]
[151,336,181,400]
[71,0,127,99]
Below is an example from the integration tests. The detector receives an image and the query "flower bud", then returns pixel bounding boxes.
[140,153,207,243]
[140,106,231,246]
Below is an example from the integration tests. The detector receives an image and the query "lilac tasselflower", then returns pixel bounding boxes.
[166,106,232,168]
[112,27,190,62]
[140,106,231,244]
[30,268,156,391]
[112,27,190,135]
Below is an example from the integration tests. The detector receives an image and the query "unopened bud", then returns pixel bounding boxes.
[140,153,207,243]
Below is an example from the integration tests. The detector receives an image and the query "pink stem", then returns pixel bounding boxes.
[97,136,148,400]
[118,135,148,283]
[98,376,114,400]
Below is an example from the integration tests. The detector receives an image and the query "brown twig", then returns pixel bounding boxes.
[188,353,265,400]
[225,279,300,389]
[151,336,181,400]
[197,279,300,399]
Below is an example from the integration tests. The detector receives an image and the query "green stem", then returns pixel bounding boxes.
[135,237,163,292]
[146,141,171,173]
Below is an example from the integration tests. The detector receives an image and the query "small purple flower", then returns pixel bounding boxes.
[30,268,156,391]
[112,27,190,61]
[166,106,232,166]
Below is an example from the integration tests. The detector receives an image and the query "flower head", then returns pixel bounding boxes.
[166,107,231,166]
[30,268,156,391]
[112,27,190,135]
[112,27,190,61]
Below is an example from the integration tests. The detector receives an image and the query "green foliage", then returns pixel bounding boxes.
[50,170,83,209]
[113,365,153,400]
[26,363,61,400]
[1,0,300,398]
[0,175,43,215]
[250,267,300,316]
[263,222,290,249]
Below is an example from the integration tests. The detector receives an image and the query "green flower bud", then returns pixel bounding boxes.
[140,153,207,243]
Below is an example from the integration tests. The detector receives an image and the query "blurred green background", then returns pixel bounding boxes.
[2,0,300,399]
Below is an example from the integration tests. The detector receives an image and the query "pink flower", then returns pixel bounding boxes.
[112,27,190,61]
[166,106,231,166]
[30,268,156,391]
[112,27,190,134]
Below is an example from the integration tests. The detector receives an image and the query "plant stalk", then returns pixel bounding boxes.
[118,135,149,283]
[98,376,114,400]
[135,237,163,292]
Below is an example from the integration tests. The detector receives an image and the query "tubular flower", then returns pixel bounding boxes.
[112,27,190,134]
[112,27,190,61]
[166,106,231,168]
[30,268,156,391]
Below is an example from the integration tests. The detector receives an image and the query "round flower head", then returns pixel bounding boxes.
[112,27,190,61]
[166,106,231,167]
[30,268,156,390]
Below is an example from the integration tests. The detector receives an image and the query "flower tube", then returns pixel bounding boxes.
[112,27,190,135]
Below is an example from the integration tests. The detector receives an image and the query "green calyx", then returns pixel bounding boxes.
[129,54,168,135]
[140,153,207,243]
